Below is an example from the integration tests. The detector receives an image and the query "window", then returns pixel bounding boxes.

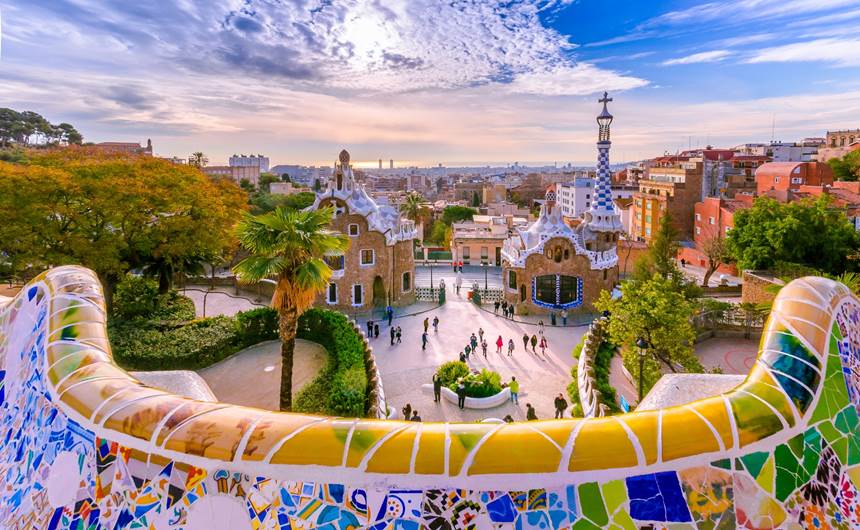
[695,213,701,221]
[585,194,590,199]
[564,248,570,260]
[360,249,375,266]
[508,270,517,290]
[645,227,651,236]
[709,216,715,225]
[402,272,411,293]
[533,274,580,308]
[481,247,488,260]
[348,224,359,236]
[791,177,803,184]
[327,283,338,304]
[462,246,470,263]
[585,202,590,208]
[352,284,364,306]
[695,226,701,235]
[774,176,780,183]
[520,284,526,302]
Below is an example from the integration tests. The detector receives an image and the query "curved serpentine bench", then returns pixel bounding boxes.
[1,265,859,529]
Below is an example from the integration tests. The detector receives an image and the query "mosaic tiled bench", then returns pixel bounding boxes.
[1,265,859,529]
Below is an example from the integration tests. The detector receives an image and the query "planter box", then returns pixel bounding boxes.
[422,384,512,409]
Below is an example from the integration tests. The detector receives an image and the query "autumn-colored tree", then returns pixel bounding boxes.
[0,146,247,307]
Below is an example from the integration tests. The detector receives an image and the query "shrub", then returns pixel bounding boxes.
[113,275,159,319]
[294,308,369,417]
[235,307,278,345]
[435,361,470,387]
[150,291,196,321]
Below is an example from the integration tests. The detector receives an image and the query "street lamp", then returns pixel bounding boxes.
[481,261,488,290]
[635,337,648,402]
[425,258,433,290]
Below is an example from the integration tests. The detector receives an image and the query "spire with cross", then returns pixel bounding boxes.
[586,91,623,234]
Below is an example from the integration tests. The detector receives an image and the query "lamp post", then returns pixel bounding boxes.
[635,337,648,403]
[482,261,488,290]
[425,258,433,290]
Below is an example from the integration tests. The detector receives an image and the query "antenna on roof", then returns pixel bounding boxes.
[771,114,776,143]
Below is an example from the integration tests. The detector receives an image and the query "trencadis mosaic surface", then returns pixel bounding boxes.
[0,265,859,529]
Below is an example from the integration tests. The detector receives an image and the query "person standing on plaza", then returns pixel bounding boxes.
[464,343,471,360]
[530,334,538,353]
[432,315,439,332]
[374,322,380,338]
[402,402,412,420]
[539,336,548,356]
[423,317,429,333]
[526,403,538,421]
[478,327,484,342]
[396,326,402,344]
[496,335,504,354]
[470,333,478,351]
[422,331,428,351]
[508,305,515,319]
[432,373,442,403]
[561,309,568,326]
[509,376,519,404]
[456,274,462,295]
[459,351,466,363]
[538,320,545,337]
[481,339,488,358]
[456,379,467,409]
[390,326,396,345]
[554,393,568,419]
[522,333,529,352]
[366,320,373,337]
[501,300,508,317]
[387,305,394,327]
[411,410,422,422]
[507,339,515,357]
[494,300,500,314]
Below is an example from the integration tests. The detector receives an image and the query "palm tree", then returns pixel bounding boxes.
[399,192,427,222]
[188,152,208,168]
[233,206,349,410]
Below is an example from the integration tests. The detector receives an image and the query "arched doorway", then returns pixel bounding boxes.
[372,276,387,307]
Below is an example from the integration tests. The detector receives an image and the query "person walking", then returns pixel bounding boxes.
[501,300,508,317]
[539,336,548,356]
[509,376,519,404]
[561,309,568,326]
[481,339,488,358]
[432,316,439,332]
[456,379,467,410]
[387,305,394,327]
[396,326,402,344]
[423,317,429,333]
[459,351,466,363]
[478,327,484,342]
[522,333,529,352]
[432,374,442,403]
[495,335,504,355]
[507,339,515,357]
[494,300,500,314]
[530,334,538,353]
[390,326,396,346]
[374,322,380,338]
[422,331,428,351]
[402,403,412,420]
[526,403,537,421]
[538,320,545,337]
[464,344,471,360]
[366,320,373,337]
[550,312,556,326]
[411,410,422,422]
[554,393,568,419]
[455,275,462,295]
[470,333,478,351]
[508,305,515,319]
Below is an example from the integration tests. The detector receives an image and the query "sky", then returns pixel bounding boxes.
[1,0,859,167]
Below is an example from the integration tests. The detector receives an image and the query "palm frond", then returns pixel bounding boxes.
[233,255,287,283]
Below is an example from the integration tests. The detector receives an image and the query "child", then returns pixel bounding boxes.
[507,339,515,357]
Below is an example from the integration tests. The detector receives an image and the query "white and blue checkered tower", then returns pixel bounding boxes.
[585,92,623,235]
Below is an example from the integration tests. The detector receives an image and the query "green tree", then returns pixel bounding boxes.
[233,207,349,410]
[259,172,279,192]
[595,274,702,397]
[249,190,315,215]
[441,205,477,225]
[828,150,860,181]
[428,220,452,246]
[471,191,481,207]
[632,211,700,298]
[0,147,247,309]
[0,108,83,146]
[281,173,291,182]
[727,195,859,274]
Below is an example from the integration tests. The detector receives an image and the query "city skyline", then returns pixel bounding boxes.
[1,0,859,166]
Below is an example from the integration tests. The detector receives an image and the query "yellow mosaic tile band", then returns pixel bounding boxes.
[21,265,851,480]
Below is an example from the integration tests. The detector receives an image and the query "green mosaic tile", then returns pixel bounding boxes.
[711,459,731,470]
[810,337,851,424]
[610,509,636,530]
[740,451,768,478]
[801,428,822,478]
[786,431,804,459]
[774,444,804,501]
[835,405,859,434]
[817,419,842,445]
[756,455,775,494]
[571,519,601,530]
[831,436,849,465]
[601,480,626,513]
[578,482,608,527]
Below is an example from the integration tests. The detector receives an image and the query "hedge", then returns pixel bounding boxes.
[434,361,503,398]
[294,308,368,417]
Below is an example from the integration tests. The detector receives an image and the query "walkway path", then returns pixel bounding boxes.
[197,339,327,410]
[182,286,264,318]
[365,293,588,422]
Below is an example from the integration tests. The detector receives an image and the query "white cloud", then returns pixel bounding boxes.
[746,38,860,66]
[650,0,859,26]
[506,64,648,96]
[662,50,732,66]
